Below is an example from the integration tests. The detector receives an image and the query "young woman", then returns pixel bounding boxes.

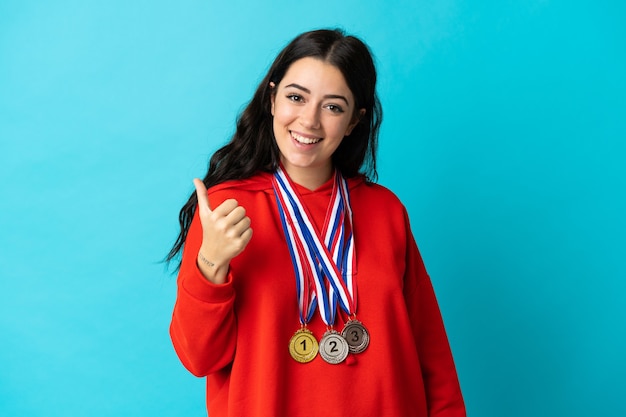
[167,29,465,417]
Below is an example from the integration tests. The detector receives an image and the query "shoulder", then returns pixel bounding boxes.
[349,178,406,212]
[207,172,274,198]
[205,171,274,207]
[208,171,274,194]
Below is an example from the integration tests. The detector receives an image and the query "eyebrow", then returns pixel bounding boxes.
[284,83,350,106]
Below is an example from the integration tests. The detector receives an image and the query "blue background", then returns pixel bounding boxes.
[1,1,624,416]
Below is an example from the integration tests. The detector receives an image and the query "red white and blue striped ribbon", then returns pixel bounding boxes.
[272,166,356,327]
[273,178,317,325]
[327,174,357,314]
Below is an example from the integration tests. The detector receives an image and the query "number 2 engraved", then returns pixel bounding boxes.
[329,340,338,353]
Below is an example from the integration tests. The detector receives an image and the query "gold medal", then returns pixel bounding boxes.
[341,319,370,354]
[289,328,319,363]
[319,329,349,364]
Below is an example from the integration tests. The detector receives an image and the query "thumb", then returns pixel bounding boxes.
[193,178,212,213]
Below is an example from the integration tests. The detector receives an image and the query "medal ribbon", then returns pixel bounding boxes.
[272,167,356,327]
[273,181,317,325]
[327,174,358,317]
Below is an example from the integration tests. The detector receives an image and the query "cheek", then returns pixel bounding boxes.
[273,101,296,124]
[272,116,281,138]
[272,110,292,142]
[328,118,352,138]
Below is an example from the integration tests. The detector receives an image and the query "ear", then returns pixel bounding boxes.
[345,108,366,136]
[269,82,276,116]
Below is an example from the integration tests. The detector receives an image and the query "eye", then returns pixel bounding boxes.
[287,94,304,103]
[325,104,345,114]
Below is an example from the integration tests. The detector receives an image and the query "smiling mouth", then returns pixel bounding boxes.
[291,131,322,145]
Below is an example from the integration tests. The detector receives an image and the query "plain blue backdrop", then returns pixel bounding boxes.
[1,1,624,416]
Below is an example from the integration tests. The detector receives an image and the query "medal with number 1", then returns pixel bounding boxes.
[289,327,318,363]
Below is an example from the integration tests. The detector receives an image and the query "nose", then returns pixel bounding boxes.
[298,103,321,130]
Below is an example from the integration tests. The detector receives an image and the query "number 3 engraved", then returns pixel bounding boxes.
[350,330,359,342]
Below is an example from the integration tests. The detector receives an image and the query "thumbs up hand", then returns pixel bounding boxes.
[193,178,253,284]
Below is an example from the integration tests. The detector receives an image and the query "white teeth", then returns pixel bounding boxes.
[291,132,321,144]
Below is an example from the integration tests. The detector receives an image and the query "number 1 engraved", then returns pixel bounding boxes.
[300,339,307,352]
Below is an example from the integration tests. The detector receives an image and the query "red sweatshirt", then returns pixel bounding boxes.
[170,172,465,417]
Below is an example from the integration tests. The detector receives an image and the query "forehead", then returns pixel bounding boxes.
[279,57,353,98]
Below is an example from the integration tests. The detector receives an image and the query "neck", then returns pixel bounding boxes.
[281,164,334,191]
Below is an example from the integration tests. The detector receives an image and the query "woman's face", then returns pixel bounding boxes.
[271,57,361,188]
